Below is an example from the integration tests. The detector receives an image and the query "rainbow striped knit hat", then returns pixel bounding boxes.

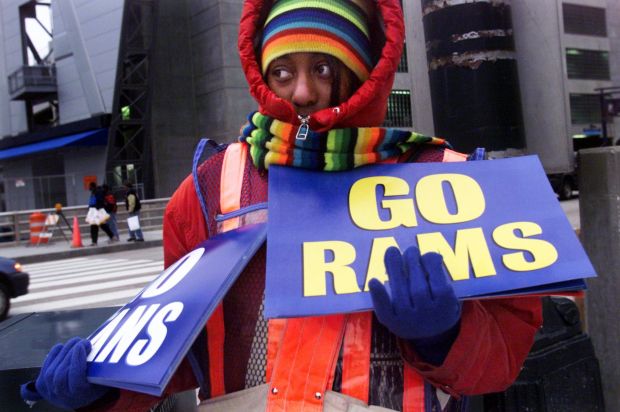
[261,0,373,83]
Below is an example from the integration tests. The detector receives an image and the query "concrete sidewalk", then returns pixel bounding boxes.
[0,230,163,263]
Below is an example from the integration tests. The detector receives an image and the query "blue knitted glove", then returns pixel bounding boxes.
[369,247,462,364]
[20,337,110,410]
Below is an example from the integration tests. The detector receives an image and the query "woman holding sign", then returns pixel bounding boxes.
[21,0,542,411]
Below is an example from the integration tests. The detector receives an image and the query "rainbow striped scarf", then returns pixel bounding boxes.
[239,111,450,171]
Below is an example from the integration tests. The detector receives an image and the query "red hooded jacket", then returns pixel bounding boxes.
[95,1,542,410]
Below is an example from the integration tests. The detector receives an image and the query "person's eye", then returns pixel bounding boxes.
[270,67,293,82]
[316,63,332,78]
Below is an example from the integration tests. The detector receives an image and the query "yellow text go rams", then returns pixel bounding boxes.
[349,174,486,229]
[302,174,558,297]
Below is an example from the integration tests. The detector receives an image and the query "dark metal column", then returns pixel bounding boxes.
[421,0,525,153]
[106,0,157,198]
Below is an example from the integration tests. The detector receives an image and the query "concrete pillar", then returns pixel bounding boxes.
[579,146,620,411]
[420,0,525,153]
[190,0,257,145]
[150,0,198,198]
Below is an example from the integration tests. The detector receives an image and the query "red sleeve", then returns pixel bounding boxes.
[90,174,209,411]
[401,297,542,397]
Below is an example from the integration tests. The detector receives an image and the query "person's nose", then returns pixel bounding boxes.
[291,72,317,108]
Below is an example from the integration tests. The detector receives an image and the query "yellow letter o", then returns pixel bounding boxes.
[416,174,485,224]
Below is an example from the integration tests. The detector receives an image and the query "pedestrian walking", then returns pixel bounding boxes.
[86,182,114,246]
[102,184,120,241]
[124,181,144,242]
[21,1,542,411]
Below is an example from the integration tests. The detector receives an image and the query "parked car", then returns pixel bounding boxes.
[0,257,29,320]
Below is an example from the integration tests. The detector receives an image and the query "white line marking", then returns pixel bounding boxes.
[22,257,91,269]
[28,260,157,280]
[12,275,157,304]
[26,259,132,276]
[29,264,164,290]
[11,288,145,314]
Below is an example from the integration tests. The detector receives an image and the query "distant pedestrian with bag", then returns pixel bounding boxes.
[86,182,114,246]
[102,184,120,241]
[124,181,144,242]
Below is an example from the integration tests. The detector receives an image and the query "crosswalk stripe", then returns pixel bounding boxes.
[29,260,163,282]
[22,257,91,269]
[26,259,132,276]
[29,264,164,291]
[28,260,157,280]
[12,274,158,305]
[11,253,166,316]
[10,288,146,314]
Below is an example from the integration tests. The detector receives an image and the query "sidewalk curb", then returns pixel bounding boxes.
[15,239,163,264]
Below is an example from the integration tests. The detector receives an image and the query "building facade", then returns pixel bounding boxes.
[0,0,122,211]
[407,0,618,176]
[0,0,618,212]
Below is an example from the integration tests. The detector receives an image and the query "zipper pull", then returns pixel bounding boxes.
[296,115,310,141]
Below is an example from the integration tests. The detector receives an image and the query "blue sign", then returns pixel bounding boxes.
[265,156,595,318]
[86,223,266,395]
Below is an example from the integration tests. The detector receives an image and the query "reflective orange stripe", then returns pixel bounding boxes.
[442,148,468,162]
[403,363,425,412]
[340,312,372,403]
[267,315,346,412]
[207,304,226,396]
[220,142,248,232]
[266,318,287,382]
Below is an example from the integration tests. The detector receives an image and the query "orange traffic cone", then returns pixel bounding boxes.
[71,216,83,248]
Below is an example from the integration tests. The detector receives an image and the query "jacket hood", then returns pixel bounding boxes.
[238,0,405,131]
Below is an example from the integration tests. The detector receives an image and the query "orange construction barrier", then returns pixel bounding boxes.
[29,212,48,244]
[71,216,83,248]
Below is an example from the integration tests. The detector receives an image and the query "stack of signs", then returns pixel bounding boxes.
[265,156,596,318]
[84,155,596,395]
[86,223,266,395]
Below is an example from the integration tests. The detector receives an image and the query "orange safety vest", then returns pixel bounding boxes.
[206,143,468,411]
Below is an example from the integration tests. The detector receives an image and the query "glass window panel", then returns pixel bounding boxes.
[566,48,610,80]
[563,3,607,37]
[383,90,412,128]
[570,93,601,124]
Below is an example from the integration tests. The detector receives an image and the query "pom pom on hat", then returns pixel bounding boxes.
[261,0,374,83]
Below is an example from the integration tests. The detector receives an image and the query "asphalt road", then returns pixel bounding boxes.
[93,244,164,261]
[14,250,164,314]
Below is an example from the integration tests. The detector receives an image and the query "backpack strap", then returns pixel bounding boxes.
[192,138,227,237]
[468,147,486,161]
[187,139,228,397]
[205,142,251,398]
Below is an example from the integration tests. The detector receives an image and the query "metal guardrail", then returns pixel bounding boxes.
[0,198,170,246]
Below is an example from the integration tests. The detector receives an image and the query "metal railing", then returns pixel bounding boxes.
[8,64,57,99]
[3,174,78,212]
[0,198,170,245]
